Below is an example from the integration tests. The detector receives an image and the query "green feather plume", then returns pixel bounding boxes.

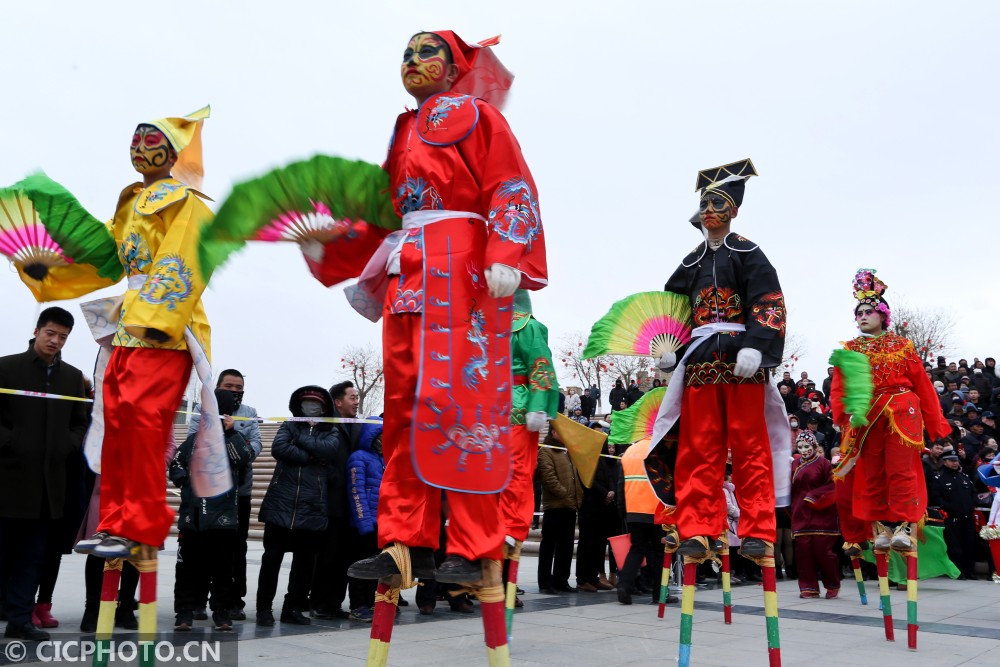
[829,348,873,427]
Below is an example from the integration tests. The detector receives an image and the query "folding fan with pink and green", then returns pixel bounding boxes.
[583,291,693,359]
[199,155,401,283]
[0,172,119,282]
[609,387,666,445]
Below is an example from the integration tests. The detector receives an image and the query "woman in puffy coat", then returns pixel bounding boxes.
[344,418,384,619]
[255,386,347,627]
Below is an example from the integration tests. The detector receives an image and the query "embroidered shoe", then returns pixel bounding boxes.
[872,522,892,552]
[74,532,109,555]
[890,522,914,552]
[92,536,140,559]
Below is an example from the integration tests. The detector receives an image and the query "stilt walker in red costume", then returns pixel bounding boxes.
[2,107,230,657]
[323,31,547,667]
[650,160,790,667]
[500,290,558,642]
[829,269,951,649]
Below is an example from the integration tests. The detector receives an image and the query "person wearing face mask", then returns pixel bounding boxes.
[829,270,951,555]
[186,369,260,621]
[170,389,255,631]
[790,431,840,599]
[255,386,348,627]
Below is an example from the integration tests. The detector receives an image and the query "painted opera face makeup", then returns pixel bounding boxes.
[698,192,734,231]
[796,440,816,460]
[855,304,883,335]
[130,125,175,175]
[401,33,452,101]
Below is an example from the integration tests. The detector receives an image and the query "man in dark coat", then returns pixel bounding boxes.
[0,307,88,641]
[311,381,363,620]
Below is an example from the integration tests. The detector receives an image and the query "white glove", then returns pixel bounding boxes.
[300,239,325,264]
[657,351,677,371]
[525,411,548,432]
[733,347,762,378]
[484,263,520,298]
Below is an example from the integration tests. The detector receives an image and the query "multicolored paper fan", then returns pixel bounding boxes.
[583,291,693,359]
[609,387,666,445]
[0,172,118,279]
[200,155,400,275]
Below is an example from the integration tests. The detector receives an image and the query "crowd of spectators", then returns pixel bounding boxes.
[3,309,996,644]
[773,355,999,589]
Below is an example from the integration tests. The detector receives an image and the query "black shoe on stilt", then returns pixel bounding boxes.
[436,556,482,583]
[739,537,768,558]
[347,546,437,579]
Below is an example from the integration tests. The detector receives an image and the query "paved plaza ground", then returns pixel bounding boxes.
[11,538,999,666]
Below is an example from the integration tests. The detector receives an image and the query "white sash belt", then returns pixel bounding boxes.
[344,210,487,322]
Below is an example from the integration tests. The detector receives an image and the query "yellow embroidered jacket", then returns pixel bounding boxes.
[18,178,212,353]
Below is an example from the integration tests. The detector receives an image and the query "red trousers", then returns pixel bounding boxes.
[834,468,870,543]
[98,347,191,546]
[854,418,926,523]
[675,383,776,541]
[377,312,503,561]
[794,533,841,594]
[500,425,537,543]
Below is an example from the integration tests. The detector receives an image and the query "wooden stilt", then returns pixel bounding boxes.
[761,559,781,667]
[721,544,732,625]
[678,559,697,667]
[367,576,401,667]
[850,556,868,605]
[657,551,671,619]
[504,541,522,644]
[875,550,894,641]
[92,559,123,667]
[906,549,918,651]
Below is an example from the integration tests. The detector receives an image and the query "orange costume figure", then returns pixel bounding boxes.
[829,269,951,551]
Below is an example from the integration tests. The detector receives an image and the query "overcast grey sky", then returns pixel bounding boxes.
[2,0,997,416]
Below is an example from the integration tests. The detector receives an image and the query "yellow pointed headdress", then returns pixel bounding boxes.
[146,105,210,189]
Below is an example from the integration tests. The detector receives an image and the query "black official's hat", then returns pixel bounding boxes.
[696,158,758,207]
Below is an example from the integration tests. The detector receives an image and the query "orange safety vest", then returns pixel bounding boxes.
[622,440,659,523]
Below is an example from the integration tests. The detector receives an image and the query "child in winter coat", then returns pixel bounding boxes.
[345,418,384,621]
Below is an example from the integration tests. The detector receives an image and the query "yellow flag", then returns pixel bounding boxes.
[549,414,606,488]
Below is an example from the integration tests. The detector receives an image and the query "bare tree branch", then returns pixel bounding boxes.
[891,299,956,363]
[557,332,614,411]
[338,344,384,416]
[777,333,807,376]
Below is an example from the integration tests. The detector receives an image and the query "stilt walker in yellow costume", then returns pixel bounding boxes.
[0,107,231,662]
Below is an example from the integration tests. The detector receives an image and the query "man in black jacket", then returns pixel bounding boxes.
[929,453,978,579]
[311,381,364,620]
[0,307,88,641]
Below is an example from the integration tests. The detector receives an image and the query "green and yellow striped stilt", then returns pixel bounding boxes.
[906,549,918,650]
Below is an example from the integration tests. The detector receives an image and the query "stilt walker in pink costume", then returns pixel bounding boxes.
[306,31,549,667]
[829,269,951,650]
